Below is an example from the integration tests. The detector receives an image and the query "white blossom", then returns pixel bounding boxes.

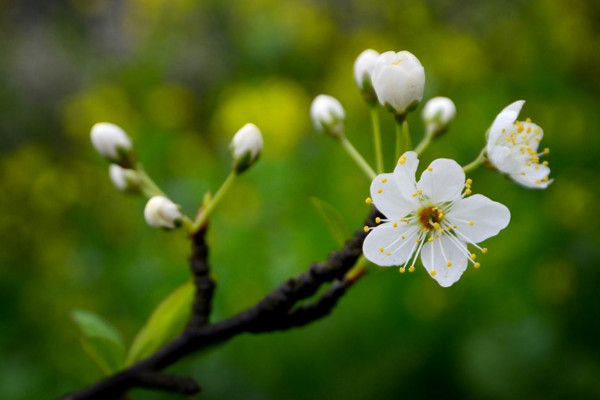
[363,151,510,287]
[230,123,263,173]
[144,196,182,230]
[371,51,425,118]
[353,49,379,102]
[109,164,140,192]
[486,101,552,189]
[90,122,132,162]
[310,94,345,138]
[422,97,456,135]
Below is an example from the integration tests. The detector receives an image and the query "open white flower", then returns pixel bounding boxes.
[144,196,182,230]
[371,51,425,118]
[486,100,552,189]
[363,151,510,287]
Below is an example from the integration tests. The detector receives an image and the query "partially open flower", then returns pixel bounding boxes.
[422,97,456,137]
[230,123,263,174]
[353,49,380,104]
[363,151,510,287]
[144,196,182,230]
[371,51,425,120]
[90,122,133,165]
[310,94,345,138]
[486,101,552,189]
[109,164,141,193]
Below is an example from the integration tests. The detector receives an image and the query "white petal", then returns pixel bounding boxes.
[487,100,525,151]
[421,235,469,287]
[446,194,510,243]
[417,158,465,203]
[509,164,552,189]
[392,151,419,194]
[363,222,419,267]
[370,173,418,219]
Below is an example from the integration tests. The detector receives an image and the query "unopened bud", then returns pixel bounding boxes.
[144,196,182,230]
[353,49,379,105]
[230,123,263,174]
[109,164,141,193]
[371,50,425,121]
[310,94,345,138]
[422,97,456,137]
[90,122,133,166]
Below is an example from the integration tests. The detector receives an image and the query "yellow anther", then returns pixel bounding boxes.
[526,127,531,133]
[418,189,423,195]
[427,166,433,171]
[382,178,388,183]
[379,247,384,253]
[408,265,415,273]
[428,237,434,242]
[544,147,550,154]
[543,176,549,182]
[469,220,475,226]
[375,217,381,224]
[446,261,452,267]
[465,189,472,195]
[393,222,398,228]
[470,253,476,260]
[412,192,418,197]
[399,267,406,274]
[474,262,481,269]
[399,156,407,164]
[482,248,488,254]
[525,161,531,166]
[401,235,406,240]
[520,172,526,176]
[377,188,383,194]
[363,226,370,232]
[542,161,549,166]
[453,225,458,229]
[435,234,440,239]
[466,179,473,185]
[365,197,372,204]
[536,179,541,184]
[386,251,391,256]
[430,270,437,277]
[534,128,541,134]
[535,137,541,142]
[526,117,532,123]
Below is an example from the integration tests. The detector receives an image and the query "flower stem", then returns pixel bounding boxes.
[136,164,167,198]
[395,120,412,161]
[463,148,486,173]
[370,107,384,173]
[414,127,433,156]
[191,171,237,232]
[339,136,377,180]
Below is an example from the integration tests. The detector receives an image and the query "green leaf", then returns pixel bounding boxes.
[125,280,194,366]
[71,309,124,375]
[309,197,349,246]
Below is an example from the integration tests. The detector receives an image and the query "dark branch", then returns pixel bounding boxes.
[59,208,380,400]
[135,371,200,395]
[187,226,215,329]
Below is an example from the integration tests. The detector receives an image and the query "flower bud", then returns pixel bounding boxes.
[422,97,456,137]
[144,196,183,230]
[310,94,345,138]
[230,123,263,174]
[109,164,141,193]
[353,49,379,105]
[371,51,425,120]
[90,122,133,166]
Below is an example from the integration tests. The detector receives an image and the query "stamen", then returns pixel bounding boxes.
[365,197,372,204]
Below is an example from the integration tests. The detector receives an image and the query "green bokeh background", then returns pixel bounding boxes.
[1,0,599,399]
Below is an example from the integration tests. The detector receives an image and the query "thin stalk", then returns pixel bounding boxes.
[395,120,412,160]
[414,126,434,156]
[339,136,377,180]
[370,107,384,173]
[463,148,487,173]
[191,171,236,232]
[136,165,167,198]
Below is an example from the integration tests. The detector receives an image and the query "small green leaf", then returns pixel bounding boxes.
[309,197,349,246]
[125,281,194,366]
[71,309,124,375]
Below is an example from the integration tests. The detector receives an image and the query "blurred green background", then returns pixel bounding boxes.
[1,0,600,399]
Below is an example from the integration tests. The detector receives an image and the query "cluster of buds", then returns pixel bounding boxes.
[90,120,263,232]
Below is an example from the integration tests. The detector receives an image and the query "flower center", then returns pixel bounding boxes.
[418,206,443,231]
